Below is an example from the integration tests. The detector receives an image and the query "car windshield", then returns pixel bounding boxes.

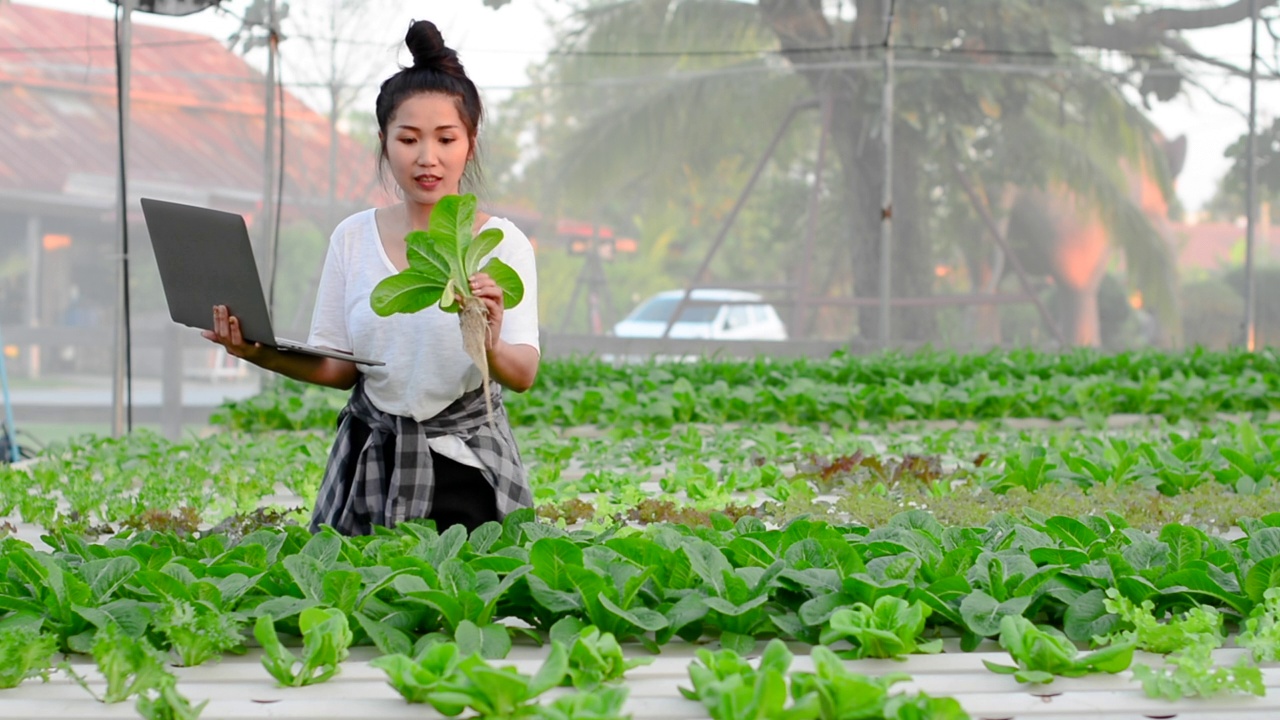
[629,297,720,323]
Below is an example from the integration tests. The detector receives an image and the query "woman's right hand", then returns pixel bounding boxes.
[202,305,269,363]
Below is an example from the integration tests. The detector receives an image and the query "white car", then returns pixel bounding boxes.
[611,289,789,341]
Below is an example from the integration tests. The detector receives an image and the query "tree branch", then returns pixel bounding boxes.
[759,0,834,49]
[1138,0,1278,32]
[1159,35,1249,77]
[1082,0,1279,53]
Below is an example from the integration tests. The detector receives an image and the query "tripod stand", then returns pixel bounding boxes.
[559,232,617,335]
[0,322,21,463]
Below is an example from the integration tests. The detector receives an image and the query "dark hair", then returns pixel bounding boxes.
[375,20,484,190]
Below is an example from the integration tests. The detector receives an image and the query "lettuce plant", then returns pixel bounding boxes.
[254,608,352,687]
[370,194,525,422]
[0,622,57,688]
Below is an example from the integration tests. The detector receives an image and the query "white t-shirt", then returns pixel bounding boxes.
[308,208,539,466]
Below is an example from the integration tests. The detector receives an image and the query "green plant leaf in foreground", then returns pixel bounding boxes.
[370,193,525,317]
[135,676,209,720]
[253,608,352,687]
[63,623,172,703]
[1132,642,1265,700]
[369,271,446,316]
[0,620,57,688]
[984,615,1134,684]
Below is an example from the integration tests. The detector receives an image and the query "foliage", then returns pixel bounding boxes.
[984,616,1134,684]
[65,623,172,703]
[818,596,943,660]
[551,623,654,690]
[792,646,970,720]
[134,676,208,720]
[1095,587,1222,655]
[254,608,353,687]
[1204,117,1280,222]
[211,348,1280,432]
[1132,642,1265,700]
[0,620,57,688]
[1237,587,1280,663]
[369,194,524,318]
[153,599,246,667]
[374,640,569,718]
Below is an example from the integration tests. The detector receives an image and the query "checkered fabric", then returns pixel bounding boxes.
[309,378,531,535]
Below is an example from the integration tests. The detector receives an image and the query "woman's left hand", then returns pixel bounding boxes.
[469,273,504,350]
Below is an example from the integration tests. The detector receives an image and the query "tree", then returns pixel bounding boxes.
[1205,117,1280,222]
[485,0,1275,345]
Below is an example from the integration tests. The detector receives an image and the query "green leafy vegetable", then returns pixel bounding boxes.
[254,607,352,687]
[1237,587,1280,662]
[153,599,245,667]
[0,620,57,688]
[370,193,526,422]
[64,623,172,703]
[135,676,208,720]
[532,685,632,720]
[679,639,819,720]
[562,625,654,690]
[984,615,1134,684]
[1132,642,1265,700]
[374,641,568,718]
[371,641,469,708]
[818,596,943,659]
[1095,588,1222,654]
[790,646,969,720]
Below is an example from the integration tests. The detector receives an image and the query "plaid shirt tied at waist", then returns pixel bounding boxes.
[310,378,532,535]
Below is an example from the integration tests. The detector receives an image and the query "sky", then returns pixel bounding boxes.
[9,0,1279,217]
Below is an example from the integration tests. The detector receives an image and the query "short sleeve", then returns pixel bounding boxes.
[495,221,540,352]
[307,228,352,352]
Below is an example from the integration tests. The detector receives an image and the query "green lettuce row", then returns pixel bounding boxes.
[210,348,1280,431]
[5,509,1280,663]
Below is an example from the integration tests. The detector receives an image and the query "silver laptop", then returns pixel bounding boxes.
[140,197,383,366]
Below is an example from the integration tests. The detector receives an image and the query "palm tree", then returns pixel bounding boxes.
[487,0,1272,346]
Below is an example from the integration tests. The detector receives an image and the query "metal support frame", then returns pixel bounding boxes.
[559,224,616,334]
[1243,0,1260,350]
[661,99,819,339]
[877,0,896,347]
[112,0,134,437]
[261,0,281,310]
[793,95,833,337]
[952,162,1067,347]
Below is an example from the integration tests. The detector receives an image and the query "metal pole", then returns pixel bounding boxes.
[1243,0,1260,351]
[261,0,279,308]
[877,0,896,348]
[112,0,133,437]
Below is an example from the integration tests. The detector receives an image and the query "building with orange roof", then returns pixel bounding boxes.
[0,3,392,365]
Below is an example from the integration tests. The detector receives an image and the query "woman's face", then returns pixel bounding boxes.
[382,92,472,208]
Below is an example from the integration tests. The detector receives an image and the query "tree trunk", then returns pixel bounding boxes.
[760,0,935,343]
[1060,284,1102,347]
[757,0,931,340]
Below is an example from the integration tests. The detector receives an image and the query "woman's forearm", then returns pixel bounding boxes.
[255,348,360,390]
[487,340,540,392]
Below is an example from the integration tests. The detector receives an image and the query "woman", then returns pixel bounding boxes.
[203,20,539,536]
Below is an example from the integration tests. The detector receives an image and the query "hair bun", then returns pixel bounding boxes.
[405,20,463,75]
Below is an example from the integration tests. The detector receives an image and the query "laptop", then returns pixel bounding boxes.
[140,197,383,366]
